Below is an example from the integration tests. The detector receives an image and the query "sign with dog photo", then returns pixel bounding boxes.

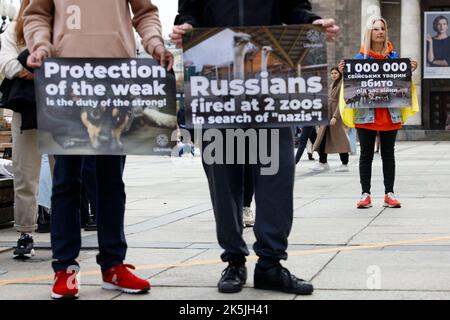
[182,24,328,128]
[34,58,177,155]
[343,59,412,109]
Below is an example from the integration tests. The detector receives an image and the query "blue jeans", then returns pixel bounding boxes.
[348,128,358,155]
[51,155,127,272]
[38,154,52,209]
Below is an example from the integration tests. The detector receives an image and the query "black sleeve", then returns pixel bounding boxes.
[174,0,204,27]
[281,0,321,24]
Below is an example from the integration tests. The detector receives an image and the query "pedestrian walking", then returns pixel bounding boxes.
[311,67,351,173]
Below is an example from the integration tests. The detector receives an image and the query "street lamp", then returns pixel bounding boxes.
[0,0,18,34]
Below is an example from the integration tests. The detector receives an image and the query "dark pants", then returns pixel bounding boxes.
[51,155,127,273]
[318,129,349,165]
[243,164,254,207]
[202,128,294,263]
[295,126,317,164]
[80,156,97,225]
[357,128,398,195]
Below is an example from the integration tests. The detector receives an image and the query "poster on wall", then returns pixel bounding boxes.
[424,12,450,79]
[182,24,329,129]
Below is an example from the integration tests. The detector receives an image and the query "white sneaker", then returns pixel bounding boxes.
[243,207,255,227]
[310,163,330,172]
[335,164,349,172]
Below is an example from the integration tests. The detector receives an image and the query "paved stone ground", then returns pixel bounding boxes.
[1,141,450,300]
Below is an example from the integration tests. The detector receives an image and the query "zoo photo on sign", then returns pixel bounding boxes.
[182,24,328,128]
[34,58,177,155]
[343,59,412,109]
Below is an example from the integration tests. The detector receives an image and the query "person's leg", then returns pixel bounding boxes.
[309,127,318,145]
[243,165,254,208]
[51,155,83,272]
[253,128,294,264]
[340,152,349,165]
[295,126,314,164]
[11,112,41,234]
[357,128,377,195]
[95,155,127,272]
[202,158,248,262]
[38,155,52,209]
[81,156,98,221]
[379,130,398,194]
[348,128,358,155]
[36,154,52,233]
[318,131,328,164]
[253,128,313,295]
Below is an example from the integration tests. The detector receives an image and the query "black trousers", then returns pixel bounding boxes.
[51,155,127,273]
[243,164,254,207]
[318,128,349,165]
[357,128,398,195]
[80,156,97,225]
[202,128,294,263]
[295,126,317,164]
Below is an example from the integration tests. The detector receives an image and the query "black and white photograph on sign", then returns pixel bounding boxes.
[424,12,450,79]
[343,59,412,109]
[34,58,177,156]
[182,24,328,129]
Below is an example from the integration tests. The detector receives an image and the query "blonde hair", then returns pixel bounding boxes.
[362,17,389,59]
[15,0,31,47]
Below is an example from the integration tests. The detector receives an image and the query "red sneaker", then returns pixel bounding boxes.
[384,193,401,208]
[357,193,372,209]
[102,264,150,294]
[51,269,79,300]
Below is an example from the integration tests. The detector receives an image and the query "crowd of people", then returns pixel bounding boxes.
[0,0,418,300]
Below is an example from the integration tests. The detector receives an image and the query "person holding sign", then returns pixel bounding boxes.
[427,15,450,67]
[339,17,417,210]
[24,0,173,300]
[172,0,339,295]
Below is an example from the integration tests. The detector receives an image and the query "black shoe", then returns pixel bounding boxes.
[308,153,315,161]
[36,205,51,233]
[13,233,35,260]
[218,262,247,293]
[254,263,314,295]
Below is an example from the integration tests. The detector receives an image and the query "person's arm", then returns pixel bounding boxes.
[174,0,204,28]
[427,34,435,64]
[23,0,54,62]
[130,0,173,70]
[171,0,203,48]
[0,23,24,79]
[129,0,164,56]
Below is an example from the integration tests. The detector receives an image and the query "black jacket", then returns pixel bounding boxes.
[0,49,37,130]
[174,0,321,27]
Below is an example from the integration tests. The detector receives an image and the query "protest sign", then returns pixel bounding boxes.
[182,24,328,128]
[343,59,412,109]
[34,58,177,155]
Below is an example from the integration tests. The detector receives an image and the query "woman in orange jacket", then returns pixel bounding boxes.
[339,17,417,209]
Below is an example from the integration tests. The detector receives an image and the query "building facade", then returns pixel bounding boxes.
[312,0,450,131]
